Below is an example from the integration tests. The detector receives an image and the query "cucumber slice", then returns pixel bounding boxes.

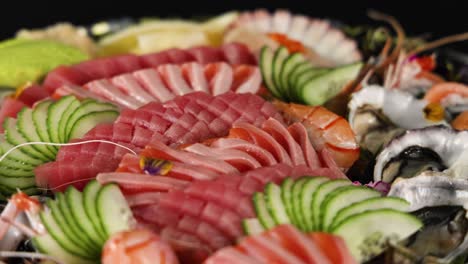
[4,117,48,161]
[272,46,290,99]
[0,140,40,169]
[58,99,80,143]
[321,186,381,231]
[300,62,362,106]
[0,175,35,189]
[259,46,281,98]
[294,68,330,102]
[47,96,79,144]
[280,53,307,101]
[311,179,351,231]
[57,192,100,256]
[17,108,56,160]
[288,62,314,102]
[47,198,92,255]
[332,209,423,262]
[32,100,57,153]
[39,209,93,259]
[68,110,118,140]
[66,186,106,246]
[291,177,309,230]
[0,166,33,177]
[32,234,94,264]
[96,183,133,236]
[331,197,410,230]
[264,182,290,225]
[253,192,276,230]
[83,180,107,240]
[242,218,265,236]
[299,176,329,231]
[281,178,295,224]
[65,100,117,142]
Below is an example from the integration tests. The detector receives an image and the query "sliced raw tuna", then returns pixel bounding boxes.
[35,92,282,191]
[0,98,26,133]
[40,43,256,98]
[17,84,49,106]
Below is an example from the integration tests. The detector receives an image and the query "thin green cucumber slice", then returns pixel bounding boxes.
[39,209,93,259]
[68,110,118,140]
[65,100,117,141]
[312,179,351,231]
[259,46,281,98]
[242,218,265,236]
[58,99,80,143]
[47,96,79,143]
[32,234,95,264]
[280,53,307,101]
[83,180,108,241]
[272,46,290,99]
[4,117,48,161]
[0,175,35,189]
[332,209,423,263]
[264,182,291,225]
[66,186,106,247]
[300,62,362,106]
[17,108,55,160]
[291,177,309,230]
[321,186,381,231]
[57,191,100,256]
[331,197,410,230]
[0,139,40,169]
[253,192,276,230]
[96,183,134,236]
[33,100,57,153]
[300,176,329,231]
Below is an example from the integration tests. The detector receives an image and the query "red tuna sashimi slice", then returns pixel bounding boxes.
[143,140,239,175]
[221,42,257,65]
[183,143,261,172]
[111,73,156,104]
[231,65,262,94]
[262,118,306,166]
[181,63,209,93]
[184,179,255,218]
[17,84,49,107]
[73,57,121,80]
[97,172,189,195]
[158,190,243,239]
[166,48,196,64]
[238,234,306,264]
[204,247,261,264]
[43,66,89,94]
[140,51,172,67]
[160,226,212,263]
[188,46,225,64]
[84,79,142,109]
[133,69,174,102]
[204,63,234,96]
[0,98,26,133]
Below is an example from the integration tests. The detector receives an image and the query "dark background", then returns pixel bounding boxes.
[2,0,468,48]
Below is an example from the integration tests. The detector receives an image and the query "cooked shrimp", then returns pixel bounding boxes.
[452,110,468,130]
[273,101,359,170]
[102,228,179,264]
[424,82,468,103]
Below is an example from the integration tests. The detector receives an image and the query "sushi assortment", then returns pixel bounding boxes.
[0,9,467,264]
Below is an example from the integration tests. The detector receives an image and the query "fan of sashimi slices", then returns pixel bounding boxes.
[223,9,362,66]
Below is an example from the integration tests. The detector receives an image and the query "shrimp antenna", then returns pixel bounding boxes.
[406,32,468,58]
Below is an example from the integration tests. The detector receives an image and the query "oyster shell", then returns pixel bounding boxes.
[348,85,447,154]
[388,174,468,211]
[223,9,361,66]
[374,126,468,183]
